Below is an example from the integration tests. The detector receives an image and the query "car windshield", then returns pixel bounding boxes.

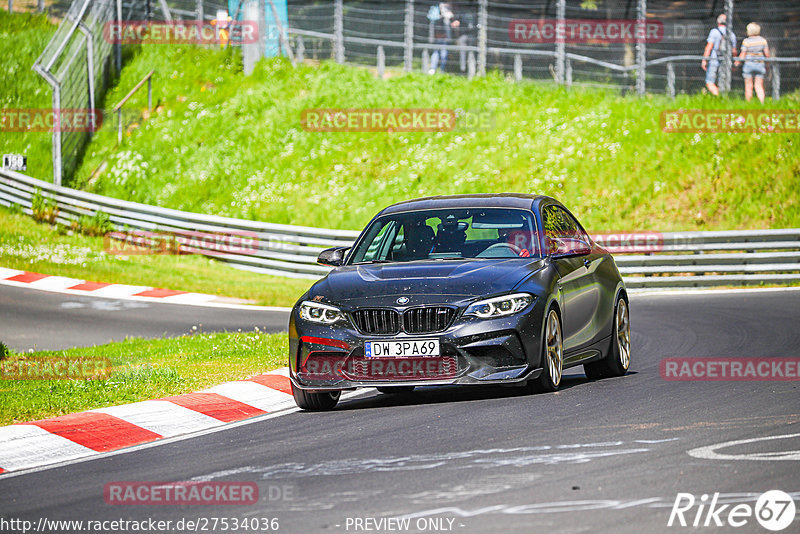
[348,208,541,264]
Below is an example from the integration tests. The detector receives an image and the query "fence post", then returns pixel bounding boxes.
[196,0,203,23]
[333,0,344,63]
[718,0,734,92]
[467,51,475,79]
[666,61,675,98]
[53,85,62,186]
[38,0,44,13]
[565,57,572,89]
[115,0,122,74]
[555,0,565,84]
[7,1,11,13]
[404,0,413,72]
[377,46,385,78]
[477,0,487,76]
[147,76,152,111]
[296,35,305,63]
[635,0,646,95]
[772,61,780,100]
[513,54,522,82]
[422,49,429,73]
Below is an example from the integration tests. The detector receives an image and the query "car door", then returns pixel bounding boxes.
[543,205,602,355]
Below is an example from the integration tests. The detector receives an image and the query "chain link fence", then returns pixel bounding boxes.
[285,0,800,97]
[11,0,800,187]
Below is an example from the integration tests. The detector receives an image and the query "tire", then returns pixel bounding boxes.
[376,386,415,394]
[530,308,563,393]
[584,296,631,379]
[291,383,341,411]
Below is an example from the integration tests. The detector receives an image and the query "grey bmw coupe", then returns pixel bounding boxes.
[288,194,631,410]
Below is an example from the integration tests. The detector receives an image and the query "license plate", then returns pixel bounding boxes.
[365,339,440,358]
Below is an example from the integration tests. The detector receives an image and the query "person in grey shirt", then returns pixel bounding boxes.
[701,14,737,95]
[735,23,771,103]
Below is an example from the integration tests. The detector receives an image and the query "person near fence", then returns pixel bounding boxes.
[429,3,460,75]
[701,14,738,95]
[455,9,477,73]
[735,23,770,103]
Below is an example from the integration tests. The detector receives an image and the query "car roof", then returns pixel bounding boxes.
[380,193,556,215]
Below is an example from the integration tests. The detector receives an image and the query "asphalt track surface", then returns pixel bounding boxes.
[0,284,290,352]
[1,289,799,533]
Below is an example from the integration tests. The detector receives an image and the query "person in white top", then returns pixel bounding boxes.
[735,23,771,103]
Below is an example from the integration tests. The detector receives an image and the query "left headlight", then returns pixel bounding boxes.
[465,293,534,319]
[299,301,347,324]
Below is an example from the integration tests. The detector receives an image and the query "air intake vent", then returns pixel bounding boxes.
[403,307,456,334]
[352,309,401,335]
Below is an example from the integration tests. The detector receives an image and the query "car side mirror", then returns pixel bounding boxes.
[317,247,350,267]
[549,237,591,258]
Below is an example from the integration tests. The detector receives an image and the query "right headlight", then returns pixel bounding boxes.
[465,293,534,319]
[299,301,347,324]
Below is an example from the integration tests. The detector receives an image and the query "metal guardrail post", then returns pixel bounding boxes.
[377,46,385,78]
[38,0,43,12]
[555,0,565,84]
[477,0,487,76]
[404,0,413,72]
[333,0,344,63]
[666,61,675,98]
[7,0,11,13]
[636,0,647,96]
[196,0,203,23]
[422,49,429,73]
[513,54,522,82]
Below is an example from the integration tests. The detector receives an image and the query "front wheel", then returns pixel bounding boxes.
[530,308,563,393]
[584,296,630,379]
[292,383,340,411]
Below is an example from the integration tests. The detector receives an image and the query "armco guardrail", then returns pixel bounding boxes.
[2,169,799,287]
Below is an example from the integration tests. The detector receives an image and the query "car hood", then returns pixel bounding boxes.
[309,258,545,305]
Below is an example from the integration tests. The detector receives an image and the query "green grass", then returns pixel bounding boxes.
[0,205,313,307]
[69,44,800,233]
[0,9,57,181]
[0,331,287,425]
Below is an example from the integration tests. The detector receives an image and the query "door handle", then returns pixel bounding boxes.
[583,258,591,268]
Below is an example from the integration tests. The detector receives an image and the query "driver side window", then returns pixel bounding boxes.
[543,206,590,255]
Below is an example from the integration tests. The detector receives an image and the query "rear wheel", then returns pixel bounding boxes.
[584,296,630,379]
[530,308,563,393]
[376,386,415,394]
[291,383,340,411]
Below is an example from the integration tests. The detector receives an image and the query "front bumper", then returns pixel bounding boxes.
[289,305,544,391]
